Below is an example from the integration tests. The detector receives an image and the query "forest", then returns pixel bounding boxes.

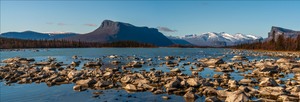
[234,35,300,51]
[0,37,156,49]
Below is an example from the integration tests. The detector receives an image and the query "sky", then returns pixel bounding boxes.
[1,1,300,38]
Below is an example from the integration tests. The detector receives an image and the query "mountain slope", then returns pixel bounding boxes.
[167,36,192,45]
[182,32,262,47]
[65,20,174,46]
[267,26,300,41]
[0,31,78,40]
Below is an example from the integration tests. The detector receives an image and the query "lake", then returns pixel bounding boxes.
[0,48,297,102]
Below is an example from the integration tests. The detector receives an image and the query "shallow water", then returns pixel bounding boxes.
[0,48,295,102]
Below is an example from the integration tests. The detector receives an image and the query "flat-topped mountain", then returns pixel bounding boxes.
[267,26,300,41]
[65,20,174,46]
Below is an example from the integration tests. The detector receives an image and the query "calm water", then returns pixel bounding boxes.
[0,48,286,102]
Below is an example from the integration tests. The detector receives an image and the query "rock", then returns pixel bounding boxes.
[121,75,133,83]
[67,70,83,79]
[153,89,163,94]
[213,74,220,78]
[165,56,175,60]
[128,61,142,68]
[111,60,121,64]
[162,96,170,100]
[109,55,117,59]
[231,55,248,61]
[35,62,51,66]
[192,71,198,76]
[202,87,217,96]
[164,77,181,88]
[2,57,34,63]
[103,72,113,77]
[75,78,96,87]
[170,68,181,72]
[43,66,55,72]
[73,85,82,91]
[71,61,80,66]
[278,95,299,102]
[199,58,224,65]
[228,79,238,89]
[165,61,178,67]
[187,78,200,87]
[124,84,137,91]
[183,91,198,99]
[259,78,278,87]
[94,81,111,87]
[72,55,78,59]
[225,90,249,102]
[276,58,295,63]
[217,90,229,98]
[205,96,222,102]
[239,79,253,85]
[134,79,150,84]
[84,61,102,67]
[259,86,286,97]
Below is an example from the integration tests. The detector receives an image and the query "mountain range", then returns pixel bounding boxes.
[3,20,298,47]
[0,31,78,40]
[177,32,263,47]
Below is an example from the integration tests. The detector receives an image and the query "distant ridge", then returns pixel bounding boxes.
[65,20,174,46]
[0,31,78,40]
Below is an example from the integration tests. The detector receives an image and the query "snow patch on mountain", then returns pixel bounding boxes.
[181,32,262,47]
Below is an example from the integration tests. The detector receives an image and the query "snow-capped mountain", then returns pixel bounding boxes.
[182,32,263,47]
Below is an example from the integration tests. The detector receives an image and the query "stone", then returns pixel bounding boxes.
[164,77,181,88]
[73,85,82,91]
[187,78,200,87]
[162,96,170,100]
[103,72,113,77]
[276,58,295,63]
[124,84,137,91]
[165,56,175,60]
[231,55,248,61]
[259,86,286,97]
[259,78,278,87]
[205,96,222,102]
[67,70,83,79]
[75,78,96,87]
[228,79,238,89]
[121,75,133,83]
[199,58,224,65]
[94,81,111,87]
[170,68,181,72]
[225,90,249,102]
[183,91,198,99]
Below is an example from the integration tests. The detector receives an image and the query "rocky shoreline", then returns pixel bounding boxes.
[1,51,300,102]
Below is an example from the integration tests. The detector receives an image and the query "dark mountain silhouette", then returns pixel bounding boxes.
[0,31,78,40]
[167,36,192,45]
[65,20,174,46]
[267,26,300,41]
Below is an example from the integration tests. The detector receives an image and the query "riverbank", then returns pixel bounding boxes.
[1,48,300,102]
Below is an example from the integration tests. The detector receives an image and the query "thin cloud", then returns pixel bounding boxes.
[84,24,97,27]
[157,26,177,32]
[46,22,53,25]
[57,23,66,26]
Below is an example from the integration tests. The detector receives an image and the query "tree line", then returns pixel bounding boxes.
[234,34,300,51]
[0,37,156,49]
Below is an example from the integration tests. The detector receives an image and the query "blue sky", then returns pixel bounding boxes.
[1,1,300,37]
